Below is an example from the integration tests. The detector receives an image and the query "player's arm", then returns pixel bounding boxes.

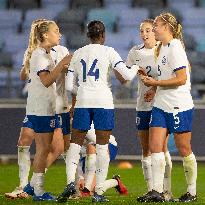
[141,68,187,87]
[39,55,72,88]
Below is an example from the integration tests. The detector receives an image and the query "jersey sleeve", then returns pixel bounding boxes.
[32,52,50,76]
[110,48,139,81]
[66,54,78,94]
[126,48,136,67]
[169,40,187,72]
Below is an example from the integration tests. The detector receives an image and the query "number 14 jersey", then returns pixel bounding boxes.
[68,44,134,109]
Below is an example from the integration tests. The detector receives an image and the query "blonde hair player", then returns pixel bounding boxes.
[4,19,64,199]
[140,13,197,202]
[18,20,71,201]
[126,19,173,202]
[57,20,138,203]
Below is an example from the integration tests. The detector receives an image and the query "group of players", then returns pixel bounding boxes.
[4,11,197,203]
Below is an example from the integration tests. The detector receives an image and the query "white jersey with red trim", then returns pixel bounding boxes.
[67,44,138,109]
[154,39,194,112]
[127,44,158,111]
[26,47,56,116]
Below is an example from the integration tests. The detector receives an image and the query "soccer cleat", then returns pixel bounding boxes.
[23,183,34,196]
[177,192,197,202]
[112,175,128,195]
[57,182,76,203]
[163,191,174,202]
[92,192,109,202]
[80,187,91,197]
[136,191,152,202]
[141,190,165,202]
[33,192,55,201]
[5,187,29,199]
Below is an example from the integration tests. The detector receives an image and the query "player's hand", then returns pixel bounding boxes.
[141,76,158,86]
[137,67,147,76]
[144,87,156,102]
[59,54,73,72]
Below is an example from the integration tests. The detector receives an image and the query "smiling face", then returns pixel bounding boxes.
[140,22,156,47]
[153,17,167,42]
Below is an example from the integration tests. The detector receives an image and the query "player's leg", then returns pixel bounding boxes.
[174,132,197,202]
[162,134,173,201]
[57,108,89,202]
[5,126,35,199]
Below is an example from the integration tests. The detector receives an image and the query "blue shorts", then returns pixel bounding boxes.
[136,111,152,130]
[72,108,114,131]
[22,115,56,133]
[55,112,70,135]
[109,143,118,161]
[150,107,194,133]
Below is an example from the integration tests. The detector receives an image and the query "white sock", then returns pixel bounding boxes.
[66,143,81,184]
[97,179,118,195]
[141,156,153,192]
[95,144,110,195]
[164,151,172,193]
[183,153,197,196]
[18,146,31,188]
[31,172,45,196]
[85,154,96,191]
[151,152,166,193]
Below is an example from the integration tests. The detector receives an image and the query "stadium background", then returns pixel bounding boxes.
[0,0,205,159]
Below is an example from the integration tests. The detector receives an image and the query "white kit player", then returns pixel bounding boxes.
[22,20,72,201]
[140,13,197,202]
[57,20,138,203]
[126,19,173,202]
[76,123,127,197]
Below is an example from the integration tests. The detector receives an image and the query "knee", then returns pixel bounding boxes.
[177,144,192,157]
[18,137,32,146]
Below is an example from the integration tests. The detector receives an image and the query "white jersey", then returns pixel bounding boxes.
[26,47,56,116]
[67,44,138,109]
[127,44,158,111]
[154,39,194,113]
[51,46,69,114]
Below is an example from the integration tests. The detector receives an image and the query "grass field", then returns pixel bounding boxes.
[0,162,205,204]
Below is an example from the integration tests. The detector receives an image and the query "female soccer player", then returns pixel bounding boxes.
[23,20,71,201]
[140,13,197,202]
[126,19,173,202]
[57,20,138,203]
[5,20,71,200]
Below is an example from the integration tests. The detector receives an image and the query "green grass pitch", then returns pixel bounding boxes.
[0,162,204,204]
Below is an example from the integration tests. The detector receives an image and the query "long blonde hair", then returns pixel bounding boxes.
[154,12,184,60]
[23,19,48,75]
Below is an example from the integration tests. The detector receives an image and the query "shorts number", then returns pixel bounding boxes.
[58,115,63,126]
[81,59,99,82]
[173,113,180,129]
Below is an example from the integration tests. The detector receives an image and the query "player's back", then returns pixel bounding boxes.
[71,44,119,109]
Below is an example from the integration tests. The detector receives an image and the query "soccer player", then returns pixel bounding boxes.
[5,20,71,200]
[140,12,197,202]
[126,19,172,202]
[57,20,138,203]
[77,123,127,197]
[22,20,72,201]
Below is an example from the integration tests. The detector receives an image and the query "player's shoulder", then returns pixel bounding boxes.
[129,44,145,54]
[31,47,46,59]
[53,45,69,54]
[168,39,183,49]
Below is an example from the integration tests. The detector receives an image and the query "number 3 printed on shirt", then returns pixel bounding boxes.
[80,59,99,82]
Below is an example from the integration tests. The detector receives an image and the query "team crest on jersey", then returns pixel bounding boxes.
[50,119,56,128]
[162,56,166,65]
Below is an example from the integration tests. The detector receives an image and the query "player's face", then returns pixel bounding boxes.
[153,18,166,41]
[46,23,61,46]
[140,22,155,45]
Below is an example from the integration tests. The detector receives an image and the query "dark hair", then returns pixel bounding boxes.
[87,20,105,40]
